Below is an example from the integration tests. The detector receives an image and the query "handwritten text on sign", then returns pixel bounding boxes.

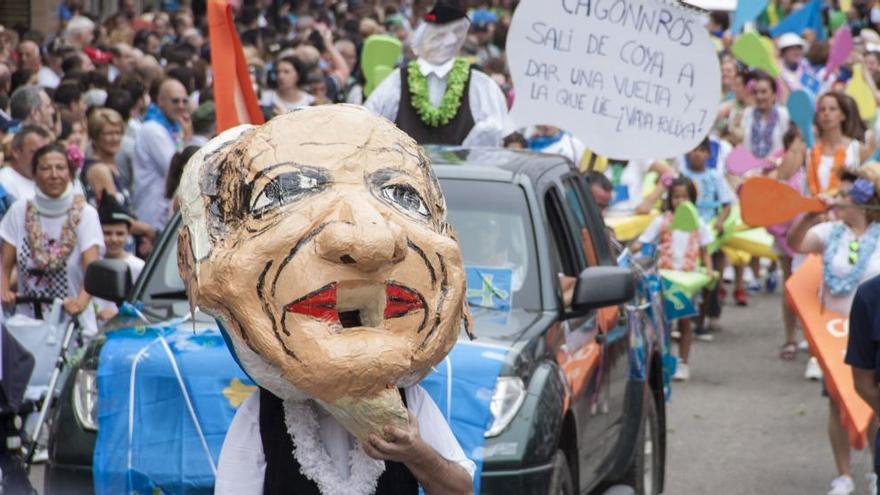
[507,0,722,160]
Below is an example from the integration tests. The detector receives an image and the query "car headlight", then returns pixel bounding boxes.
[72,368,98,431]
[484,377,526,438]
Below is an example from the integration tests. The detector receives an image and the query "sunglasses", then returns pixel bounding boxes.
[849,240,860,265]
[169,98,187,105]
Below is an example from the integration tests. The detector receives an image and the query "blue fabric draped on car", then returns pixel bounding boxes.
[93,320,506,494]
[93,323,254,494]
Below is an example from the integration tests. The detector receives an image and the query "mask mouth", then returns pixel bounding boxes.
[285,281,424,330]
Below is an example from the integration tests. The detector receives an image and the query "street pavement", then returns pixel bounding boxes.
[664,289,873,495]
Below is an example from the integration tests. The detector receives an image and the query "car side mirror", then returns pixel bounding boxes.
[571,266,635,312]
[85,259,133,304]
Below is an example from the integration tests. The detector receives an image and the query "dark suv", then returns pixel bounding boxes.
[47,147,666,494]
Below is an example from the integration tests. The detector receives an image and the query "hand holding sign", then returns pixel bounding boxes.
[506,0,721,161]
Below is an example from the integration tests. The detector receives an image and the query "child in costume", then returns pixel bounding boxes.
[632,177,713,381]
[94,194,144,321]
[680,138,734,334]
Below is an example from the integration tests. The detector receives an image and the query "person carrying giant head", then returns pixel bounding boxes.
[177,105,475,495]
[365,0,512,146]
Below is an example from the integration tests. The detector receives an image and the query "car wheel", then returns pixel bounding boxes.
[623,393,662,495]
[547,449,575,495]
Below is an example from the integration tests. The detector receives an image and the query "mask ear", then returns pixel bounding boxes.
[177,225,199,305]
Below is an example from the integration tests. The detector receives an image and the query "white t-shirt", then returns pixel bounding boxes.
[529,130,586,166]
[811,140,861,194]
[132,120,177,231]
[0,167,36,202]
[604,159,654,217]
[37,66,60,89]
[740,105,791,159]
[261,90,315,112]
[808,221,880,314]
[215,386,476,494]
[94,253,144,316]
[0,199,104,334]
[638,215,713,270]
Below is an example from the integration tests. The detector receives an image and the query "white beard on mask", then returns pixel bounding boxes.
[412,17,469,66]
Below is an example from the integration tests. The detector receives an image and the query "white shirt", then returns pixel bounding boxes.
[530,130,586,166]
[809,221,880,314]
[740,105,791,159]
[603,159,655,217]
[0,167,35,202]
[37,66,60,89]
[811,140,861,193]
[260,90,315,112]
[0,199,104,334]
[132,120,177,231]
[215,386,476,494]
[365,59,514,147]
[638,216,713,270]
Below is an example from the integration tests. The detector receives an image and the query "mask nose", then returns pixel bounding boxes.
[315,199,407,272]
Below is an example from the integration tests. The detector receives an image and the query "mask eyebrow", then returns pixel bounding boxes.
[249,161,328,183]
[367,167,415,187]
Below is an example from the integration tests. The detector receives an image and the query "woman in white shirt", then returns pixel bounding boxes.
[262,56,314,114]
[0,143,104,335]
[739,72,790,160]
[779,92,868,195]
[787,168,880,494]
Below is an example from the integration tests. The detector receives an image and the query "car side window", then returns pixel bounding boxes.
[545,187,585,308]
[563,175,612,265]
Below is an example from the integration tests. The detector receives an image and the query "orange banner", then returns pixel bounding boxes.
[207,0,264,131]
[785,255,873,449]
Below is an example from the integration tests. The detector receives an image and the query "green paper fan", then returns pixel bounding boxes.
[670,201,700,232]
[362,35,403,97]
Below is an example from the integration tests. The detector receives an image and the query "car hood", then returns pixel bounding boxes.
[466,308,543,347]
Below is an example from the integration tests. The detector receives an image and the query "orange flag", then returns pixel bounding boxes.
[786,255,873,449]
[207,0,264,131]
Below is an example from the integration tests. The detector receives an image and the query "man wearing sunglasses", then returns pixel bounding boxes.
[132,77,192,238]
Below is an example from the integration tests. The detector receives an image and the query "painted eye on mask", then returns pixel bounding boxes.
[381,184,430,219]
[251,169,328,217]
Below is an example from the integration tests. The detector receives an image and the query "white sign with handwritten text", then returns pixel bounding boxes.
[507,0,722,160]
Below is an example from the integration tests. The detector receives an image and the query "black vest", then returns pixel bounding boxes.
[395,63,476,145]
[259,388,420,495]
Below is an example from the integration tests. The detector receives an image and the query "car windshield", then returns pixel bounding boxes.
[137,179,539,318]
[440,179,540,311]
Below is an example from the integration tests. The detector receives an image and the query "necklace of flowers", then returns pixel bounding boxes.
[25,195,85,272]
[658,212,700,271]
[823,222,880,296]
[407,58,470,127]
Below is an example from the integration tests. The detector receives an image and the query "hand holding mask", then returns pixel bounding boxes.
[177,105,472,442]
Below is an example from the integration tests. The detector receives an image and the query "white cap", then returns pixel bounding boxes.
[776,32,807,50]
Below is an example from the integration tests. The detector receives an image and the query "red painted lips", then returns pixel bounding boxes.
[285,282,424,324]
